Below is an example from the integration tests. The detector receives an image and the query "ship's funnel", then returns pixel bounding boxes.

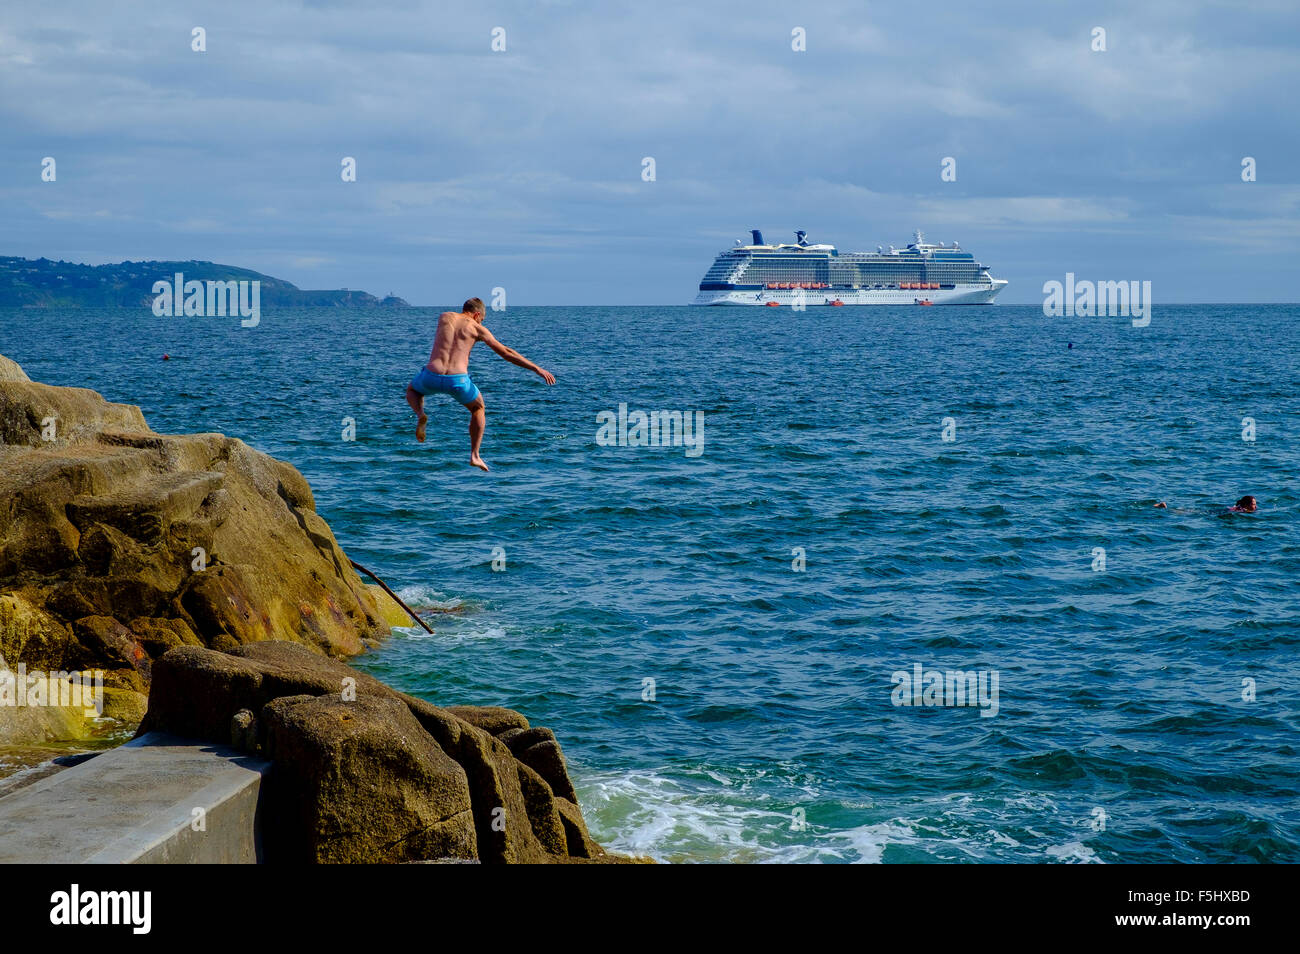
[796,230,807,246]
[750,229,764,246]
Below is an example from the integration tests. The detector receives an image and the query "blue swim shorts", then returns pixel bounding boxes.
[410,368,481,406]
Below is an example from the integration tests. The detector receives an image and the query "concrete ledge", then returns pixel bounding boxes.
[0,732,270,863]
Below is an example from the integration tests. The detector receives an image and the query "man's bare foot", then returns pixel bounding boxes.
[470,454,489,472]
[415,413,427,443]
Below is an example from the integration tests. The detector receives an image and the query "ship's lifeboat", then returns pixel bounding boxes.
[929,283,939,290]
[766,300,781,307]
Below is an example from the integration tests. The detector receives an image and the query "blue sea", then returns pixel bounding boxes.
[4,303,1299,863]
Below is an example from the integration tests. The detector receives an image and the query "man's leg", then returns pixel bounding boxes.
[405,384,428,442]
[467,394,488,471]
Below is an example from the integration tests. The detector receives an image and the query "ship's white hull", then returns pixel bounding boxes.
[691,280,1007,306]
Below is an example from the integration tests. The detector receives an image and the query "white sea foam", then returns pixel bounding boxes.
[577,769,796,863]
[576,769,930,864]
[390,623,507,642]
[1045,841,1104,864]
[438,626,508,641]
[394,584,466,613]
[574,770,1102,864]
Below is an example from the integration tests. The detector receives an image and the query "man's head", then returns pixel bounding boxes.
[463,297,486,321]
[1235,495,1257,512]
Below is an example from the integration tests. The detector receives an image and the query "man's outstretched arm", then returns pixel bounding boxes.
[479,326,555,384]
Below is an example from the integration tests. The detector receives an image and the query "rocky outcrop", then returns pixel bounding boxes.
[0,353,389,718]
[0,355,29,383]
[0,354,629,863]
[141,642,630,864]
[262,693,479,863]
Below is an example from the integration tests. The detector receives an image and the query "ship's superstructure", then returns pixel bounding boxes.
[691,230,1007,305]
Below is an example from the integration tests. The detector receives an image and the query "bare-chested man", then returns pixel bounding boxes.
[404,297,555,471]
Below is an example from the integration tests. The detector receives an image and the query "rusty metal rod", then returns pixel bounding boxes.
[348,559,434,634]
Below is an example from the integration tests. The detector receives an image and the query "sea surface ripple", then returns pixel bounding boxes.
[4,303,1298,863]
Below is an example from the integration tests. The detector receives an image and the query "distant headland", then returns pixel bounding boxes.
[0,256,410,308]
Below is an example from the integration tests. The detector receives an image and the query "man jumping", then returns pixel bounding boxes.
[404,297,555,471]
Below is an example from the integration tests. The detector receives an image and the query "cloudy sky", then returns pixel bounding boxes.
[2,0,1297,304]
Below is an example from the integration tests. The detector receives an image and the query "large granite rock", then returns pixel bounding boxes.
[0,355,29,383]
[262,693,478,864]
[140,642,628,864]
[0,353,389,708]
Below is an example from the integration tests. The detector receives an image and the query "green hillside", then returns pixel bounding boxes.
[0,257,409,308]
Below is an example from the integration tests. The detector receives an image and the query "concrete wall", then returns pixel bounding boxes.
[0,733,270,863]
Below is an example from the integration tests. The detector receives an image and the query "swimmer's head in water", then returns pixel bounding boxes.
[1233,495,1258,513]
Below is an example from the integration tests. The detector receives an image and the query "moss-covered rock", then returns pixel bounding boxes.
[366,584,415,629]
[0,353,390,712]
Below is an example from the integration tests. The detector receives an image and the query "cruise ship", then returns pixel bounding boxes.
[691,230,1007,305]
